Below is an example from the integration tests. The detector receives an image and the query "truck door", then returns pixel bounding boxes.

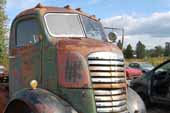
[9,17,43,95]
[151,61,170,104]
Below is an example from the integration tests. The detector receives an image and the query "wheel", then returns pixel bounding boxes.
[4,100,35,113]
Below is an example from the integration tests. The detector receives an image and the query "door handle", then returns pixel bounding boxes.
[8,56,16,59]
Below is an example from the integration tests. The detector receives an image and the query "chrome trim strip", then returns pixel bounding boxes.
[94,89,125,95]
[96,100,126,107]
[89,66,124,71]
[96,104,127,112]
[95,94,126,101]
[92,78,125,83]
[88,52,124,60]
[90,72,125,77]
[93,83,126,89]
[88,60,124,65]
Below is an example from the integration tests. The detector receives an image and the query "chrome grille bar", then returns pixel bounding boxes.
[96,100,126,107]
[94,89,125,95]
[92,77,126,83]
[88,52,128,113]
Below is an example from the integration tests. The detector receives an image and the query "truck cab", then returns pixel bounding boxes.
[2,4,146,113]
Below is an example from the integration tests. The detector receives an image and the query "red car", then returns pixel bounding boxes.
[126,67,143,80]
[0,65,8,83]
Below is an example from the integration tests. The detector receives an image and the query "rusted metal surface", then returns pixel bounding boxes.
[4,88,77,113]
[16,5,98,21]
[57,38,122,88]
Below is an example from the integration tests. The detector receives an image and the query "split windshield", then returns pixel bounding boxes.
[44,13,106,41]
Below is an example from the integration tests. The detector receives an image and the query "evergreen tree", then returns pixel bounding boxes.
[164,42,170,56]
[153,46,164,57]
[123,44,133,58]
[136,41,146,58]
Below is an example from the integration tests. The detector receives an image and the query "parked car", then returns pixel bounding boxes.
[126,67,143,80]
[0,65,7,76]
[128,62,154,73]
[0,65,8,83]
[131,59,170,106]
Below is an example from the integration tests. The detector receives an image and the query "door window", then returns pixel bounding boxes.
[16,18,40,47]
[155,62,170,74]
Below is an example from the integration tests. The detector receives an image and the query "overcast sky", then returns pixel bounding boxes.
[6,0,170,49]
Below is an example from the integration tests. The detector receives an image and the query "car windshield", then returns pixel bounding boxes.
[81,16,107,41]
[44,13,107,41]
[44,13,85,37]
[141,63,154,68]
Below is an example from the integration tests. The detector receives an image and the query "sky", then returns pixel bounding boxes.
[5,0,170,49]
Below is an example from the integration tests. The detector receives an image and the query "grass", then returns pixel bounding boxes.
[125,57,170,66]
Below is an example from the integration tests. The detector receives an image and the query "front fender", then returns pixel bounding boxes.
[127,87,146,113]
[4,88,77,113]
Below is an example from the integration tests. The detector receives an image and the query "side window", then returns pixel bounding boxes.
[135,64,140,68]
[16,18,40,47]
[155,62,170,73]
[129,63,134,68]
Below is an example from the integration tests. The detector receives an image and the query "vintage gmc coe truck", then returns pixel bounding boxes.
[0,4,146,113]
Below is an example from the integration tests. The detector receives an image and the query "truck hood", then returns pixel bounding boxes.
[56,38,122,56]
[54,37,123,88]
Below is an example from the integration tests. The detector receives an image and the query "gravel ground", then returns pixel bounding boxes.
[147,104,170,113]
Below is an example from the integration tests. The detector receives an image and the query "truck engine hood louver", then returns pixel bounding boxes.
[88,52,128,113]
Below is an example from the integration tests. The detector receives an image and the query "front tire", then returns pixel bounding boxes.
[5,100,35,113]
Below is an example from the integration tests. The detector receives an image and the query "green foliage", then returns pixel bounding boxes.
[0,0,8,67]
[146,46,164,57]
[164,42,170,56]
[123,44,133,58]
[136,41,146,59]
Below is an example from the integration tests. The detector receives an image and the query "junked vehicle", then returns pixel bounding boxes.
[0,4,146,113]
[131,59,170,106]
[126,67,143,80]
[128,62,154,73]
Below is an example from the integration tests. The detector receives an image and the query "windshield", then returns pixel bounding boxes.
[44,13,85,37]
[141,63,154,68]
[44,13,107,41]
[81,16,106,41]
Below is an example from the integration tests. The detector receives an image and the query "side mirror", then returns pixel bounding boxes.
[108,32,117,42]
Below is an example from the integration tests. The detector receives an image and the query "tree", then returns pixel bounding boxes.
[0,0,8,65]
[123,44,133,58]
[136,41,146,59]
[164,42,170,56]
[153,46,164,57]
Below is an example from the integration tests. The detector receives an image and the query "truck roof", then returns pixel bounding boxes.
[16,3,98,21]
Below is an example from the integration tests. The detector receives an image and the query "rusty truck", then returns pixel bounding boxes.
[0,4,146,113]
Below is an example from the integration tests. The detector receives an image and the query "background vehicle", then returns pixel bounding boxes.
[0,4,146,113]
[131,59,170,106]
[128,62,154,73]
[126,67,143,80]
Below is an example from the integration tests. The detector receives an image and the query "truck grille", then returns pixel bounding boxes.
[88,52,128,113]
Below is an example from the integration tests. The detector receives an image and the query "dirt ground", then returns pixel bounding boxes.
[147,104,170,113]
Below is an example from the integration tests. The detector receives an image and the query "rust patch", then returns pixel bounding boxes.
[58,51,90,88]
